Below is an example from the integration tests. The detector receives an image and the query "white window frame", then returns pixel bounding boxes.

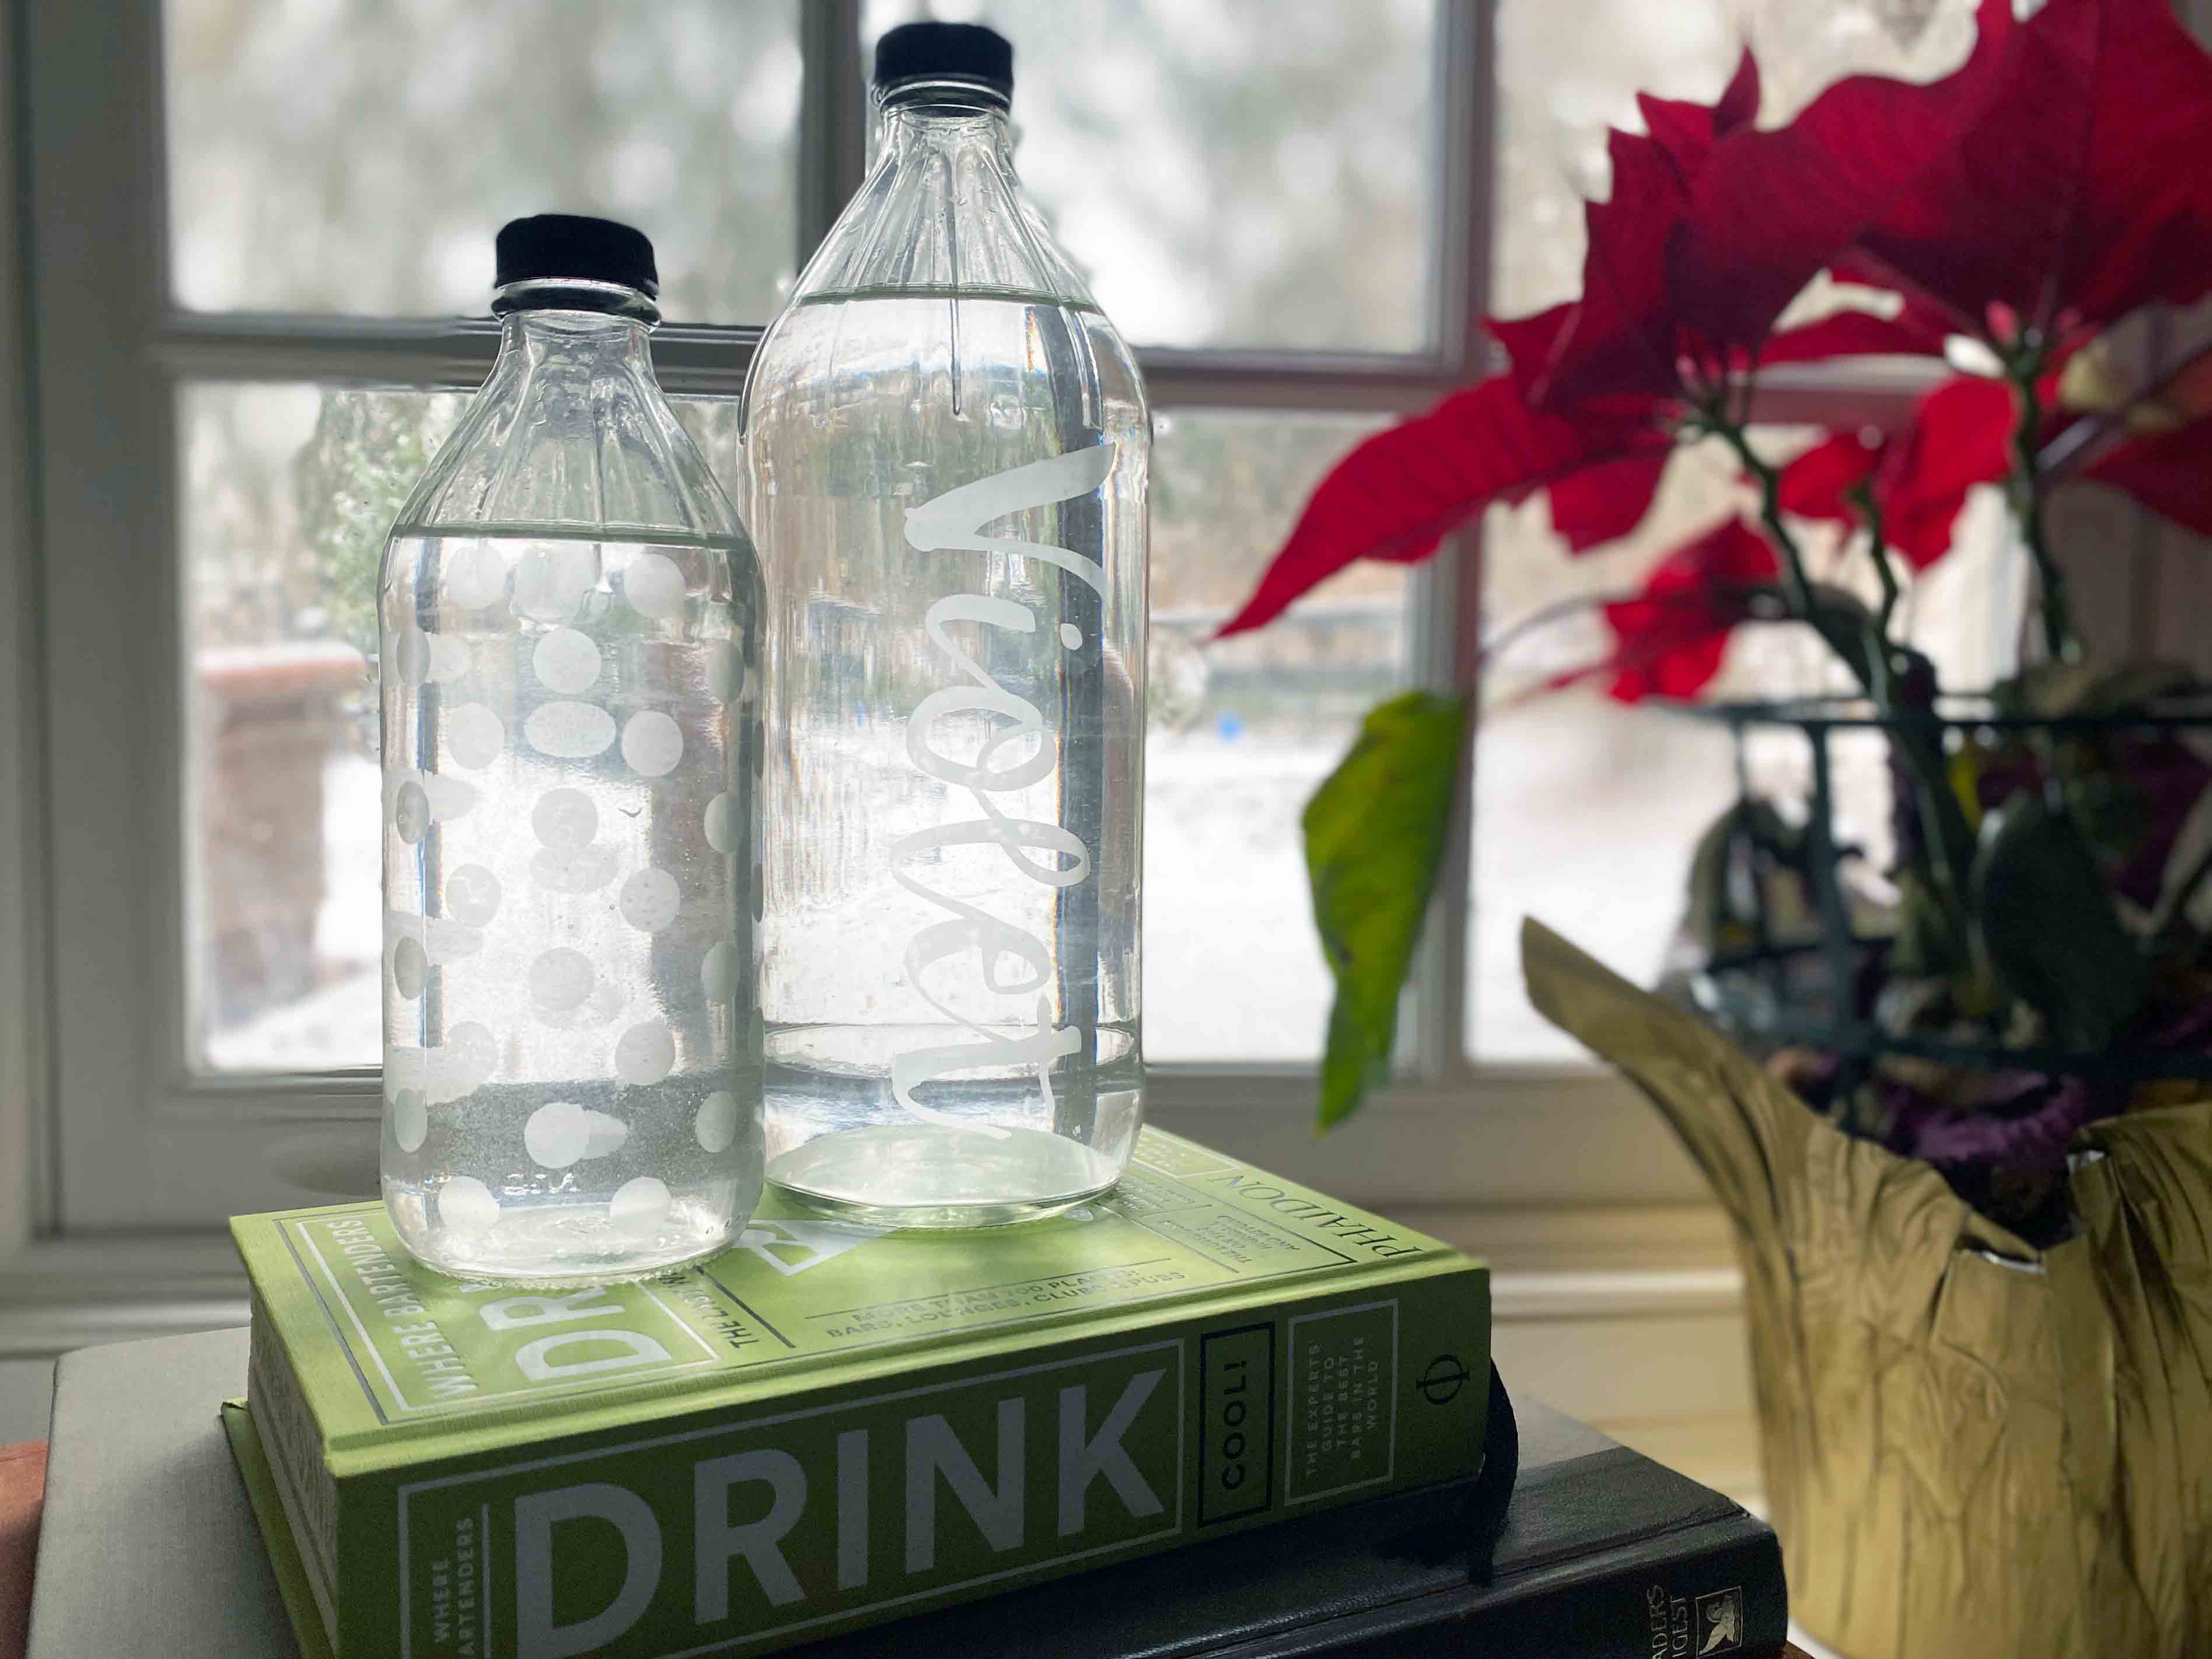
[0,0,2036,1371]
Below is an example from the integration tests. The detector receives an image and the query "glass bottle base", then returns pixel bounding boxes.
[766,1122,1125,1230]
[386,1185,740,1288]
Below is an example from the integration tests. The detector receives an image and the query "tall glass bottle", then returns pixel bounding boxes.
[742,23,1149,1227]
[379,215,764,1283]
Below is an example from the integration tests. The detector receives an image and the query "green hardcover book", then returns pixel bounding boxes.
[233,1127,1490,1658]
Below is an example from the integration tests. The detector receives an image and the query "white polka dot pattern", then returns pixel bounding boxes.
[438,1175,501,1230]
[614,1020,675,1087]
[393,626,434,685]
[701,942,738,1004]
[704,792,739,854]
[532,788,597,851]
[392,936,428,1000]
[523,1103,630,1168]
[393,780,429,843]
[443,543,507,610]
[618,868,680,932]
[694,1091,738,1154]
[707,645,743,703]
[512,543,598,622]
[446,703,505,770]
[610,1176,672,1237]
[389,1088,428,1153]
[532,628,602,695]
[530,843,620,895]
[525,701,617,759]
[621,711,683,777]
[622,552,686,619]
[443,864,502,928]
[524,1102,590,1168]
[427,634,471,683]
[529,948,596,1013]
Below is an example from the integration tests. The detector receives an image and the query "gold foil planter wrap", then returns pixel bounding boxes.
[1521,919,2212,1659]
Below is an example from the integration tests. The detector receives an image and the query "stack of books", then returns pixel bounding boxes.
[24,1127,1788,1656]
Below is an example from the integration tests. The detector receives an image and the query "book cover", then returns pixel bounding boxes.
[234,1126,1491,1658]
[216,1359,1790,1659]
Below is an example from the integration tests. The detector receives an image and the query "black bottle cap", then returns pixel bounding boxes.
[494,214,659,297]
[873,21,1014,97]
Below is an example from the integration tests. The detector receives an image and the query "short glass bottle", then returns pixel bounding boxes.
[379,215,765,1283]
[742,24,1151,1227]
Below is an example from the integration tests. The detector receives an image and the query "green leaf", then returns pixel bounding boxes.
[1971,791,2148,1050]
[1305,691,1466,1131]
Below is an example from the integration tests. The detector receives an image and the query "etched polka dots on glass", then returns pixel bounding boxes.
[378,243,763,1284]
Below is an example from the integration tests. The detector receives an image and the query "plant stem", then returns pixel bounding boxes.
[1850,482,1903,640]
[1714,422,1858,670]
[2009,369,2080,664]
[1716,416,1980,940]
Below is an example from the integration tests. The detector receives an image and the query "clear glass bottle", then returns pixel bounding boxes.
[379,215,764,1283]
[742,23,1150,1227]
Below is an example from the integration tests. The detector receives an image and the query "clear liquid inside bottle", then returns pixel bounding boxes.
[745,80,1151,1228]
[380,264,764,1284]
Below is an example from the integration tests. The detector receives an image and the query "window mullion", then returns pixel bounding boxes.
[153,311,1497,411]
[1433,0,1495,376]
[797,0,867,271]
[1405,0,1493,1080]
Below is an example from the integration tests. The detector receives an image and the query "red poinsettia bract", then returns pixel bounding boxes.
[1559,518,1780,704]
[1838,0,2212,346]
[1778,357,2212,570]
[1218,2,2024,640]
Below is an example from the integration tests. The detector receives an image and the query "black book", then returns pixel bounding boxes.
[798,1372,1788,1658]
[27,1329,1785,1658]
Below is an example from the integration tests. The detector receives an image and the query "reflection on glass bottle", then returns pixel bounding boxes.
[379,215,764,1283]
[743,23,1151,1226]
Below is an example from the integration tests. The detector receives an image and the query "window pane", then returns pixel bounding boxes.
[1467,435,2021,1061]
[164,1,801,320]
[1479,0,2006,1060]
[1493,0,1985,317]
[184,390,1400,1072]
[184,383,464,1072]
[1144,410,1407,1061]
[862,0,1441,354]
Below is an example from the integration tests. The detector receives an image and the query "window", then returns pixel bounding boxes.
[4,0,2116,1238]
[1470,0,2024,1060]
[16,0,1469,1233]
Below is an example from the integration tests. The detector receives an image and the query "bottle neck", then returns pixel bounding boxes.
[872,82,1016,172]
[492,277,659,324]
[491,305,658,379]
[794,78,1095,309]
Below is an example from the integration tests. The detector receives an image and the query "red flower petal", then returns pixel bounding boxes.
[2088,413,2212,536]
[1546,452,1672,552]
[1214,378,1664,638]
[1666,0,2022,362]
[1539,123,1700,407]
[1487,303,1577,399]
[1634,51,1756,179]
[1877,375,2016,567]
[1596,518,1779,702]
[1856,0,2212,333]
[1778,431,1883,522]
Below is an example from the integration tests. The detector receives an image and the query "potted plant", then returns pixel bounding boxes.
[1222,1,2212,1654]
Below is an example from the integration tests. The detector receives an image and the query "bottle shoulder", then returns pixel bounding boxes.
[782,113,1099,315]
[395,350,745,544]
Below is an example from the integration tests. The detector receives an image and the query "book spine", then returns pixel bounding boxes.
[1277,1515,1788,1658]
[341,1267,1489,1659]
[247,1302,343,1618]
